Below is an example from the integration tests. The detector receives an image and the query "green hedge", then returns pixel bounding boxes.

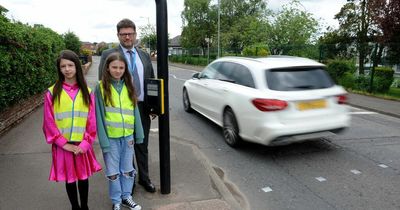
[242,44,270,57]
[0,17,65,108]
[339,73,370,91]
[169,55,209,66]
[339,66,395,93]
[326,59,356,83]
[373,66,394,93]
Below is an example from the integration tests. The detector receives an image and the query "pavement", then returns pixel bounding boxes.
[0,57,399,210]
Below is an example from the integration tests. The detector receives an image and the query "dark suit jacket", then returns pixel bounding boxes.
[98,46,155,104]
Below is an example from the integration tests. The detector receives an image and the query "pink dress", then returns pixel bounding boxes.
[43,82,102,183]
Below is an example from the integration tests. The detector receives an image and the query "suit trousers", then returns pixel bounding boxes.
[134,102,151,183]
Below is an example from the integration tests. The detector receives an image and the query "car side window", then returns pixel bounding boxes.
[215,62,234,81]
[199,63,218,79]
[230,63,255,88]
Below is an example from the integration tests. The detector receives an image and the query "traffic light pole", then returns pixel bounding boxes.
[155,0,170,194]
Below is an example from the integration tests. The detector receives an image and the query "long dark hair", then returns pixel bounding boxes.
[52,50,91,107]
[101,52,137,106]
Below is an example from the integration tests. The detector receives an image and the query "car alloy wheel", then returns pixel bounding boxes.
[183,88,192,112]
[223,109,241,147]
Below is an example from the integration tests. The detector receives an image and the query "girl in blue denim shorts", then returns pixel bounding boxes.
[95,52,144,210]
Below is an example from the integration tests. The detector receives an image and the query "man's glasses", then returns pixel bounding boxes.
[118,32,136,37]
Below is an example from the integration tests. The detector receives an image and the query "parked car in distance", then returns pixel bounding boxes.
[182,56,351,147]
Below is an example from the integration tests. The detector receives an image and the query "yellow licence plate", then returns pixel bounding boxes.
[297,99,327,111]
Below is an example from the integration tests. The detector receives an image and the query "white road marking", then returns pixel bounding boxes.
[350,169,361,175]
[170,74,187,81]
[378,164,388,168]
[350,111,377,115]
[262,187,273,193]
[315,177,327,182]
[349,106,377,115]
[150,128,159,133]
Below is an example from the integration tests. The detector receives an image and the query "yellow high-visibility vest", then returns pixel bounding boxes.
[99,81,135,138]
[49,85,90,142]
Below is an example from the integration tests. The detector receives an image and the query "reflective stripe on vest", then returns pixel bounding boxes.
[99,81,135,138]
[49,85,90,142]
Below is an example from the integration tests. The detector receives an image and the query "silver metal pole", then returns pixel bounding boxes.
[217,0,220,58]
[207,39,210,63]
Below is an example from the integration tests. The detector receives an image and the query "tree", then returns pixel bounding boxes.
[318,28,356,61]
[378,0,400,65]
[62,31,81,55]
[267,0,319,55]
[181,0,269,55]
[334,0,386,74]
[0,5,8,21]
[219,0,268,54]
[139,23,157,51]
[181,0,216,55]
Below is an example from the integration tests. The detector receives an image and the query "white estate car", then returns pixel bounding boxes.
[182,56,351,147]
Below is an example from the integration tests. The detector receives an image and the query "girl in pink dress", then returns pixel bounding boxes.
[43,50,102,210]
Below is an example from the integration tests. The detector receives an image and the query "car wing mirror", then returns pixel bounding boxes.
[192,72,200,79]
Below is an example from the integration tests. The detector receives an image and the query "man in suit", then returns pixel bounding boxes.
[99,18,156,193]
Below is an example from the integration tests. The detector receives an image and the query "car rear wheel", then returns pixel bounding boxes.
[183,88,192,113]
[223,109,241,147]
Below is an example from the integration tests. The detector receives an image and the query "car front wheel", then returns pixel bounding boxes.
[223,109,241,147]
[183,88,192,113]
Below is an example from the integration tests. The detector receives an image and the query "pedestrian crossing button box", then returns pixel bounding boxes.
[145,78,164,115]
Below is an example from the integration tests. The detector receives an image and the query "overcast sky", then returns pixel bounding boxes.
[2,0,347,43]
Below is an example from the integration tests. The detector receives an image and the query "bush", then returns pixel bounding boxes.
[372,66,394,93]
[326,59,356,83]
[353,74,370,91]
[0,16,64,108]
[339,72,355,89]
[242,44,270,57]
[169,55,209,66]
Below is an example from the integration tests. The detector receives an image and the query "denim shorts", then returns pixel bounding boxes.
[103,136,135,177]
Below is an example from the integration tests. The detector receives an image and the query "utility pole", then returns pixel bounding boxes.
[205,38,210,64]
[217,0,220,58]
[155,0,170,194]
[140,16,152,53]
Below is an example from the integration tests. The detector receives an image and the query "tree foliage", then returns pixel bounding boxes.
[139,23,157,51]
[220,0,268,54]
[62,31,81,55]
[318,29,356,61]
[333,0,387,74]
[180,0,321,57]
[378,0,400,65]
[181,0,216,54]
[0,12,64,108]
[267,0,319,55]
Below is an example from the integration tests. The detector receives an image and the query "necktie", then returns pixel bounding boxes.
[127,50,141,96]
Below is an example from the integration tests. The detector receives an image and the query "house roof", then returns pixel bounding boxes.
[169,35,181,47]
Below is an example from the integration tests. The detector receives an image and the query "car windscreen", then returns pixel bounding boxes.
[265,67,335,91]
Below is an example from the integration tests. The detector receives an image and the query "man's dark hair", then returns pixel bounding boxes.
[117,18,136,32]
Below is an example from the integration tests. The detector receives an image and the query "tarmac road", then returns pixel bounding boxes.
[169,63,400,210]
